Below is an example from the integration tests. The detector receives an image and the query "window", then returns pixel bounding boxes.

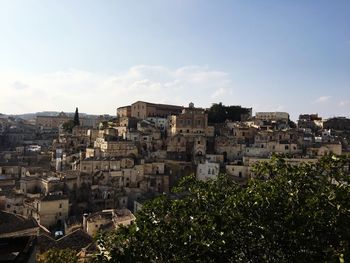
[59,203,62,208]
[285,145,289,150]
[150,178,156,187]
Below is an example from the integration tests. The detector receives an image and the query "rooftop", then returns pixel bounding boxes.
[0,211,38,238]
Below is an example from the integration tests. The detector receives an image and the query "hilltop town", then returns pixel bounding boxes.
[1,101,350,261]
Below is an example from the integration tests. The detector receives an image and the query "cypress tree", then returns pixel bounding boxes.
[73,107,80,126]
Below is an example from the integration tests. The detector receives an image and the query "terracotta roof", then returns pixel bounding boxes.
[37,234,55,252]
[37,229,94,253]
[0,211,38,237]
[41,194,68,202]
[55,229,93,251]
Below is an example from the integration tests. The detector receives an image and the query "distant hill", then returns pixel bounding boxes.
[8,111,113,121]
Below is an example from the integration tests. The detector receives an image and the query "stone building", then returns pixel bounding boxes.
[130,101,183,119]
[196,161,220,181]
[36,112,70,129]
[323,117,350,131]
[36,112,98,129]
[25,194,69,228]
[83,209,135,237]
[168,103,214,137]
[117,105,132,118]
[94,138,138,158]
[298,114,323,131]
[255,112,290,123]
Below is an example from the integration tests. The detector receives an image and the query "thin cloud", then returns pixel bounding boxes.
[12,81,29,90]
[0,65,234,114]
[339,100,349,107]
[314,96,331,103]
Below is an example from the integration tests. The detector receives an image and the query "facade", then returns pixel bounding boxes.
[323,117,350,130]
[36,112,98,129]
[298,114,323,131]
[94,138,138,157]
[131,101,183,119]
[196,161,220,181]
[255,112,289,122]
[25,195,69,228]
[83,209,135,236]
[146,117,168,131]
[117,106,132,118]
[168,104,214,137]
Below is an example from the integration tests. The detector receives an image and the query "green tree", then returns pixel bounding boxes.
[38,248,78,263]
[62,119,75,133]
[74,107,80,126]
[95,155,350,262]
[207,103,251,123]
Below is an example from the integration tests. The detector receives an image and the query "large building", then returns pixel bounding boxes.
[36,112,98,129]
[323,117,350,131]
[255,112,289,122]
[130,101,183,119]
[25,194,69,228]
[168,103,214,137]
[116,106,132,118]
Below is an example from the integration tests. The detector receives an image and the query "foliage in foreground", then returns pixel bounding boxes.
[38,248,78,263]
[95,155,350,262]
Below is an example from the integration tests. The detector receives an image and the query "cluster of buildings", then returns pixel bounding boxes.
[0,101,350,261]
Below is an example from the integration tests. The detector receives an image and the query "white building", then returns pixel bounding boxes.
[196,161,220,181]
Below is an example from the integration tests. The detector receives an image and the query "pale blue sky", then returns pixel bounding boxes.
[0,0,349,120]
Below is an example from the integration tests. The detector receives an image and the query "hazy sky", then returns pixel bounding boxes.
[0,0,349,120]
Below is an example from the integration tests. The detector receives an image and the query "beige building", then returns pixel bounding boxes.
[196,161,220,181]
[306,143,342,157]
[215,136,246,161]
[94,138,138,157]
[168,103,214,137]
[25,194,69,228]
[36,112,97,128]
[36,112,70,129]
[117,106,132,118]
[255,112,289,122]
[227,123,258,144]
[131,101,183,119]
[83,209,135,237]
[166,134,187,153]
[20,175,63,195]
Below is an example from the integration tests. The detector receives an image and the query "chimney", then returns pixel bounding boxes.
[83,213,89,232]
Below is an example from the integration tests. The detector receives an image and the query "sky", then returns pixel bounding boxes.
[0,0,349,120]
